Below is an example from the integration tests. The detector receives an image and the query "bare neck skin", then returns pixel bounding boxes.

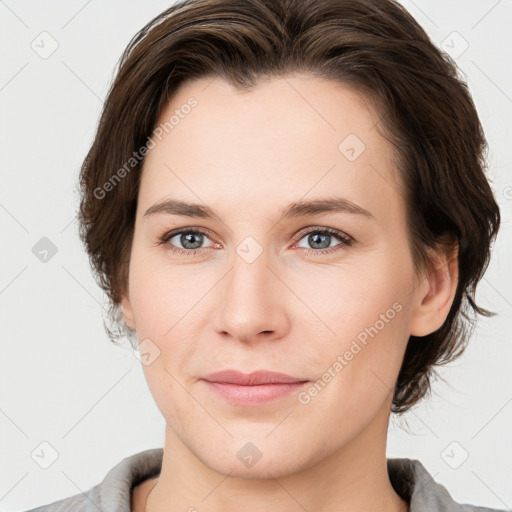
[132,394,409,512]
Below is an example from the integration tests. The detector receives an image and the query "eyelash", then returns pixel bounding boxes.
[157,226,354,257]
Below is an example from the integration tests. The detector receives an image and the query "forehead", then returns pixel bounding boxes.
[138,74,403,225]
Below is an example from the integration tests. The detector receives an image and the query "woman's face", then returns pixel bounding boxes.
[122,74,428,477]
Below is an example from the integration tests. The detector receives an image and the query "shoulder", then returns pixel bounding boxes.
[387,457,507,512]
[20,448,164,512]
[21,491,91,512]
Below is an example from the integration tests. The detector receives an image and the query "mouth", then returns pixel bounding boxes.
[200,370,310,406]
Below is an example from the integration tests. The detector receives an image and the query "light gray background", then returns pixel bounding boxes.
[1,0,511,510]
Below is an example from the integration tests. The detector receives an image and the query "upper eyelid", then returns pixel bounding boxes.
[295,226,351,240]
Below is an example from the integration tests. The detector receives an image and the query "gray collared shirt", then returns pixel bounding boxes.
[23,448,506,512]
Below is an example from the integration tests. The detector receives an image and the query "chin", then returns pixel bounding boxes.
[187,431,326,480]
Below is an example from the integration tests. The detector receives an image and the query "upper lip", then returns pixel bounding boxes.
[201,370,308,385]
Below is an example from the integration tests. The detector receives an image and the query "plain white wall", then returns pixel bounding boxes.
[1,1,511,510]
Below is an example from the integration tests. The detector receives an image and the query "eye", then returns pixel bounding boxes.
[294,227,353,255]
[158,226,353,257]
[158,228,215,256]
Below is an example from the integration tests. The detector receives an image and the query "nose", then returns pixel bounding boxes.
[212,247,290,345]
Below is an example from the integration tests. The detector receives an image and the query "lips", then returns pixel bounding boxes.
[201,369,308,386]
[200,370,310,406]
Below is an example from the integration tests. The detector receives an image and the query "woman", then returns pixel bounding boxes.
[25,0,504,510]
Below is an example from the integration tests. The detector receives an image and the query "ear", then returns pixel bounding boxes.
[410,239,459,337]
[121,294,136,332]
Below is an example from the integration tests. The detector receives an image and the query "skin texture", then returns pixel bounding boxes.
[124,75,458,512]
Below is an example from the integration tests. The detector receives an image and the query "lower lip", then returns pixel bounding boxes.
[202,381,309,405]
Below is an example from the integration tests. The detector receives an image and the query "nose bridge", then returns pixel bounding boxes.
[213,242,287,342]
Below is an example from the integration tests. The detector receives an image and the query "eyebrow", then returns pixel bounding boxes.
[143,197,374,221]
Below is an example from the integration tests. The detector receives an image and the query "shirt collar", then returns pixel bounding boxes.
[388,457,466,511]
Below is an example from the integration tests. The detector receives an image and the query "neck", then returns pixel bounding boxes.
[137,401,409,512]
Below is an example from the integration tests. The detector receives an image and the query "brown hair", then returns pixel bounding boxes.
[77,0,500,414]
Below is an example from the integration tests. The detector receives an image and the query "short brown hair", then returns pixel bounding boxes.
[77,0,500,414]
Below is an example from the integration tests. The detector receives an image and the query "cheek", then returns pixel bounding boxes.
[127,263,195,412]
[296,299,410,443]
[128,250,202,334]
[292,256,410,342]
[141,359,197,434]
[295,253,413,404]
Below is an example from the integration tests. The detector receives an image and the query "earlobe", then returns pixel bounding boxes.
[410,241,459,337]
[121,295,136,331]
